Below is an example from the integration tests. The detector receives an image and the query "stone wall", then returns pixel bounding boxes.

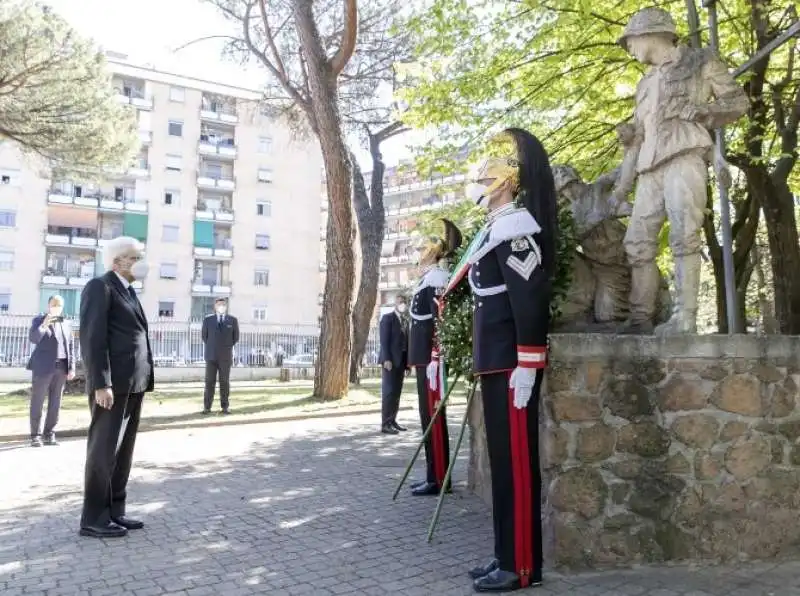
[467,334,800,569]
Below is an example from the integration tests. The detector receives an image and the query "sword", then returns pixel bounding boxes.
[427,379,478,542]
[392,374,462,501]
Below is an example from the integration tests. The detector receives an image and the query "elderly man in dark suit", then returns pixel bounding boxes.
[79,236,154,539]
[201,297,239,415]
[379,295,409,434]
[27,294,75,447]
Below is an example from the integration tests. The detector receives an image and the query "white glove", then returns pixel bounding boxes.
[426,359,439,391]
[509,367,537,409]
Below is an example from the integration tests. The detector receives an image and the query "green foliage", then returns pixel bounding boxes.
[0,2,138,176]
[419,197,576,381]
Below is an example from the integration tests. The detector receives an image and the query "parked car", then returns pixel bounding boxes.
[283,353,315,368]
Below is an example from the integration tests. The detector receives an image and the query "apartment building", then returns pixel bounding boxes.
[319,161,467,321]
[0,54,323,325]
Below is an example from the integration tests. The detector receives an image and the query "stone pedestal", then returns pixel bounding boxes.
[467,334,800,569]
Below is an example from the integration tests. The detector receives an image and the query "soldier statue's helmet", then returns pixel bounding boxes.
[551,164,583,195]
[617,7,679,51]
[417,218,463,264]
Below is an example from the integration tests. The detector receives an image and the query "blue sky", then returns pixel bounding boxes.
[46,0,416,167]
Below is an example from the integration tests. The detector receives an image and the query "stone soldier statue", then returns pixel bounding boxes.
[458,128,557,592]
[406,218,462,496]
[613,7,748,335]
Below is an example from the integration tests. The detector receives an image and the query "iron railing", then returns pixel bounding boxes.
[0,314,381,369]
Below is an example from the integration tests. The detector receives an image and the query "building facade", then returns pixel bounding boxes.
[319,161,467,322]
[0,54,323,326]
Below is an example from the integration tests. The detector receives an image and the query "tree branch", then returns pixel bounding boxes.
[329,0,358,76]
[257,0,289,81]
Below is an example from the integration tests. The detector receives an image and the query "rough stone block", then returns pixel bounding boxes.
[770,384,796,418]
[550,393,602,422]
[671,414,720,449]
[711,374,764,416]
[720,421,748,442]
[724,437,771,481]
[658,375,707,411]
[550,467,608,519]
[602,379,654,419]
[694,451,723,480]
[618,422,670,458]
[576,424,616,462]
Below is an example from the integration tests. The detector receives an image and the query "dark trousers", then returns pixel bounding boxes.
[480,371,544,585]
[381,358,406,426]
[204,360,231,410]
[29,360,68,437]
[81,391,143,528]
[415,366,450,485]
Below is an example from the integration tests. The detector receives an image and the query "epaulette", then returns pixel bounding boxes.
[415,266,449,293]
[469,208,541,264]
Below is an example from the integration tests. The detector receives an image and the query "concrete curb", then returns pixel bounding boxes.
[0,404,416,444]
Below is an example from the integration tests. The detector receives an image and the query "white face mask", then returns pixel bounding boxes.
[130,260,149,280]
[216,306,227,315]
[466,182,490,208]
[396,304,407,314]
[49,306,63,317]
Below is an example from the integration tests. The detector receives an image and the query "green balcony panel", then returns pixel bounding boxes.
[193,220,214,248]
[122,213,149,242]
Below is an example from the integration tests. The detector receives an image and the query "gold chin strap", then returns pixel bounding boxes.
[473,157,520,196]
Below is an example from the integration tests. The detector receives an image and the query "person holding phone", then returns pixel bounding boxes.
[27,294,75,447]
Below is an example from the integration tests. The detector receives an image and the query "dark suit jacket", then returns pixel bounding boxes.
[27,315,74,376]
[79,271,154,397]
[379,312,408,369]
[201,314,239,363]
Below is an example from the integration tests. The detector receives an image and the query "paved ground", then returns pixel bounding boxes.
[2,409,800,595]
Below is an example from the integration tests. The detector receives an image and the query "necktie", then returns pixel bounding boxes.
[128,286,137,301]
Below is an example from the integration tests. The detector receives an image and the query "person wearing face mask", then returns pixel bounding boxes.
[406,219,462,496]
[26,294,75,447]
[379,294,409,434]
[456,128,557,592]
[201,297,240,414]
[78,236,154,539]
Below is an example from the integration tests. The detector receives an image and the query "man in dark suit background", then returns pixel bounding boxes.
[27,294,75,447]
[79,236,154,539]
[379,295,409,434]
[201,297,239,415]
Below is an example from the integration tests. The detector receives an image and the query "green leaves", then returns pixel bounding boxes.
[0,2,138,177]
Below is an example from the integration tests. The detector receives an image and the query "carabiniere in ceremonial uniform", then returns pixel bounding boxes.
[450,128,558,593]
[407,219,463,496]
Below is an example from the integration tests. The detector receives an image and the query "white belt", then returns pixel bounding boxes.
[410,312,433,321]
[469,276,507,296]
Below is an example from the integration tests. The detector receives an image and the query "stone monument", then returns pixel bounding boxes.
[552,164,671,331]
[612,7,748,336]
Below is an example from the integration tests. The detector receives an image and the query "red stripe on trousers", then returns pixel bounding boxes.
[428,382,446,486]
[507,374,532,587]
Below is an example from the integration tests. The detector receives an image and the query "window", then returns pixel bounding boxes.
[0,168,21,186]
[162,225,179,242]
[252,305,268,321]
[164,190,179,206]
[159,262,178,279]
[258,136,273,153]
[168,121,183,137]
[255,234,271,250]
[158,301,175,318]
[0,291,9,312]
[165,154,182,171]
[169,87,185,102]
[254,268,270,287]
[257,168,273,183]
[0,210,15,227]
[0,251,13,271]
[256,201,271,217]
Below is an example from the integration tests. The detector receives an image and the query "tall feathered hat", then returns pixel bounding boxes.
[480,128,558,274]
[418,218,463,265]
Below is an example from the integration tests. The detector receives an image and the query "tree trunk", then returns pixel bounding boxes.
[760,171,800,333]
[349,145,386,383]
[294,0,355,399]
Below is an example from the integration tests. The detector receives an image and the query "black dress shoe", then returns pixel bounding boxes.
[111,516,144,530]
[411,482,440,496]
[30,436,43,448]
[79,522,128,538]
[392,422,408,431]
[44,433,58,446]
[474,568,542,592]
[202,409,211,415]
[469,558,499,579]
[221,408,230,415]
[381,424,399,435]
[410,479,426,489]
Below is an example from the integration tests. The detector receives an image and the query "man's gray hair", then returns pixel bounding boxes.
[102,236,143,271]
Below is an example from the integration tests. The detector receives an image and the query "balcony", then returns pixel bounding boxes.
[380,254,413,265]
[115,92,153,110]
[45,229,99,248]
[197,172,235,191]
[191,281,232,296]
[198,136,237,160]
[193,245,232,259]
[98,197,148,213]
[139,130,153,144]
[41,271,93,287]
[199,105,238,125]
[48,191,101,209]
[195,207,234,223]
[378,280,407,290]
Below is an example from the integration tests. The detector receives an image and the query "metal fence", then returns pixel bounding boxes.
[0,314,381,369]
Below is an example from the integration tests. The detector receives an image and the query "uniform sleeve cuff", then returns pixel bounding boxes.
[517,345,547,369]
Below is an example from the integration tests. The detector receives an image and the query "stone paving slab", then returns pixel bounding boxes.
[1,409,800,595]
